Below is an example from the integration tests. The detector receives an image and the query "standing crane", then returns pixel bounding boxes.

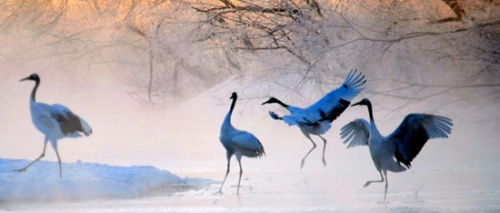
[16,73,92,178]
[262,69,365,168]
[217,92,265,195]
[340,98,453,201]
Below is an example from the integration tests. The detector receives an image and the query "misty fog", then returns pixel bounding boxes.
[0,0,499,212]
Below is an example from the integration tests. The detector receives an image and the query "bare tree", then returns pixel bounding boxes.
[0,0,498,110]
[191,0,328,65]
[189,0,500,113]
[436,0,467,23]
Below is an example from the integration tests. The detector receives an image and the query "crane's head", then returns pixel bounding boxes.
[262,97,289,108]
[261,97,280,105]
[351,98,371,107]
[230,92,237,100]
[20,73,40,82]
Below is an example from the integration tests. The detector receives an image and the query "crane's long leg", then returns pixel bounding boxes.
[363,170,384,188]
[14,137,48,173]
[383,170,388,202]
[215,158,231,195]
[236,156,243,196]
[318,135,327,167]
[48,140,63,179]
[54,147,63,179]
[301,135,317,169]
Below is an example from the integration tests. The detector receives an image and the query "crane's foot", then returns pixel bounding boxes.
[377,200,389,204]
[300,160,306,169]
[13,168,27,173]
[213,190,223,195]
[363,182,371,188]
[322,158,327,167]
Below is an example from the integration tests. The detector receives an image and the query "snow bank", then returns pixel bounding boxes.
[0,158,212,202]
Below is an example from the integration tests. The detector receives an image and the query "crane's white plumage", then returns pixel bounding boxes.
[262,69,365,168]
[217,92,265,195]
[340,98,453,201]
[15,73,92,178]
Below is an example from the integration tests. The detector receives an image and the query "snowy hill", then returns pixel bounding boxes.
[0,158,212,202]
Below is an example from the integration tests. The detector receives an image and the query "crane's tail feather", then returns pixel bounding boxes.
[388,163,407,173]
[79,118,93,136]
[243,142,265,158]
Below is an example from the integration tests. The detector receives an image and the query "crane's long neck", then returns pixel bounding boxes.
[223,97,237,127]
[365,101,382,137]
[366,101,374,122]
[30,78,40,102]
[275,99,289,108]
[270,98,296,113]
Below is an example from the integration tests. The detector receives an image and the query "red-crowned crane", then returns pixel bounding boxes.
[340,98,453,202]
[16,73,92,178]
[262,69,365,169]
[216,92,265,195]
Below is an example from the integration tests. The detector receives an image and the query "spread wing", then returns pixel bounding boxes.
[340,118,370,148]
[306,69,366,123]
[388,114,453,168]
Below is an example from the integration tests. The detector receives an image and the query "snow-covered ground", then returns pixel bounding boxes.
[0,158,212,202]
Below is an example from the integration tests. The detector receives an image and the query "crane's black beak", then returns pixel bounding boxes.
[261,100,270,105]
[20,76,30,82]
[351,101,363,107]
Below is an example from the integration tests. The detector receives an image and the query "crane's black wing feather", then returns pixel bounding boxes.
[389,114,453,168]
[50,104,87,136]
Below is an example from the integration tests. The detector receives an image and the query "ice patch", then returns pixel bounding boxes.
[0,158,213,202]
